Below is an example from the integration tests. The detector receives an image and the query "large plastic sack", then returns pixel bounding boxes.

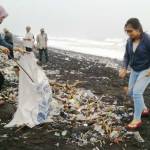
[5,52,59,128]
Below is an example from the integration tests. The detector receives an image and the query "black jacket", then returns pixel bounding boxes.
[123,32,150,72]
[0,34,13,50]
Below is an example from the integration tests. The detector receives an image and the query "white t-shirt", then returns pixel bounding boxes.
[36,33,48,49]
[24,32,34,48]
[133,41,140,52]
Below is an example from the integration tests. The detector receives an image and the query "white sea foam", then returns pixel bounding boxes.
[48,37,125,60]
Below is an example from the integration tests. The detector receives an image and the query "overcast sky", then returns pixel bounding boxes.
[0,0,150,40]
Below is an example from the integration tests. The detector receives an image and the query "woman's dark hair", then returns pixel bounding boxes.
[125,18,143,33]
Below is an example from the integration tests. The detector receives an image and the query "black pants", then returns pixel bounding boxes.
[39,49,48,63]
[8,43,14,59]
[0,72,4,90]
[8,49,14,59]
[26,47,32,52]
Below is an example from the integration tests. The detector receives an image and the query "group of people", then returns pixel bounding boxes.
[0,26,49,63]
[0,24,49,63]
[24,26,49,63]
[1,5,150,129]
[0,5,55,128]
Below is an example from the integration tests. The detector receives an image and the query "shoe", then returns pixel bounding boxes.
[127,120,142,130]
[142,109,150,117]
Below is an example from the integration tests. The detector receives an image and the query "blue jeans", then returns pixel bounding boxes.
[128,68,150,120]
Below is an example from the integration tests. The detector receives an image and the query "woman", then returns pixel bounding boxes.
[119,18,150,129]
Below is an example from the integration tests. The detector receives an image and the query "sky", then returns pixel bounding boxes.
[0,0,150,40]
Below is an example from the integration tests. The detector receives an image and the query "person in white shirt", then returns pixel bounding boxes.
[23,26,34,52]
[36,28,48,63]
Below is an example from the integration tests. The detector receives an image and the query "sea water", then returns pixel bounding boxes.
[17,36,126,60]
[47,37,125,60]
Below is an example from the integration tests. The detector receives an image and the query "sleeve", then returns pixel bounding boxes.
[146,34,150,50]
[122,42,130,69]
[0,34,13,50]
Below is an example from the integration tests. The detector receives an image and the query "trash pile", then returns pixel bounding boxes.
[49,81,130,146]
[0,52,145,148]
[0,53,18,102]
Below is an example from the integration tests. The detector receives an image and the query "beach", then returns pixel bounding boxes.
[0,47,150,150]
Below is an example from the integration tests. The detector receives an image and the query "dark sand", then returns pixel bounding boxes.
[0,48,150,150]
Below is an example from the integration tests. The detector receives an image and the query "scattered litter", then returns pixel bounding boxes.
[54,132,60,137]
[94,124,105,136]
[93,147,100,150]
[55,142,60,147]
[65,57,70,61]
[0,52,133,147]
[134,132,145,143]
[45,70,60,75]
[110,130,120,139]
[0,134,8,138]
[62,130,68,136]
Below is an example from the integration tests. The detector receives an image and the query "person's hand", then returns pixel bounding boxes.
[146,70,150,77]
[119,68,127,79]
[0,47,9,54]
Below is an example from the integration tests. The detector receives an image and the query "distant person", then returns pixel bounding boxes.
[23,26,34,52]
[3,28,14,58]
[36,28,48,64]
[119,18,150,129]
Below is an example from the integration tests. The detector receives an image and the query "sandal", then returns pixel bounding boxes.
[142,109,150,117]
[0,100,5,106]
[127,120,142,130]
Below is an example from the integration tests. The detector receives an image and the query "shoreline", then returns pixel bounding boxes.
[1,45,150,150]
[47,46,122,69]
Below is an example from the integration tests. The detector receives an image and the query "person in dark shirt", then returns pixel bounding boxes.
[3,28,14,59]
[119,18,150,129]
[0,5,10,106]
[3,28,13,45]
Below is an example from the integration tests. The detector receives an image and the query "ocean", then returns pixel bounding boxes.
[47,37,125,60]
[17,36,126,60]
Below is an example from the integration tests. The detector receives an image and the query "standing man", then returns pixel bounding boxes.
[3,28,14,58]
[23,26,34,52]
[36,28,48,64]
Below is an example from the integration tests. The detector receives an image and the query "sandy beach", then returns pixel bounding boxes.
[0,47,150,150]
